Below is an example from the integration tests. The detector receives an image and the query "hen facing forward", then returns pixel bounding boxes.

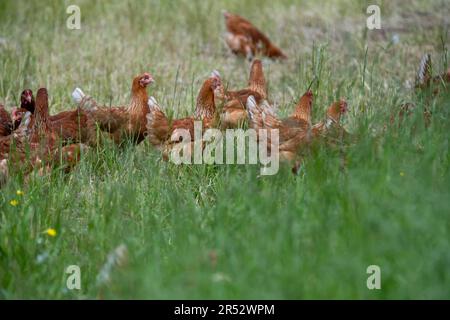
[223,11,287,61]
[7,89,35,131]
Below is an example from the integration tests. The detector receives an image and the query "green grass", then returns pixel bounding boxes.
[0,0,449,299]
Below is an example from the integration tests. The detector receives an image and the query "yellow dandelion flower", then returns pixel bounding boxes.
[45,228,57,237]
[10,199,19,206]
[16,190,24,196]
[400,171,405,177]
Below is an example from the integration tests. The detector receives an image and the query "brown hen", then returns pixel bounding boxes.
[0,89,87,182]
[247,90,313,172]
[0,104,13,137]
[220,59,267,128]
[223,11,287,61]
[7,89,35,131]
[75,72,154,146]
[146,74,222,160]
[312,99,348,139]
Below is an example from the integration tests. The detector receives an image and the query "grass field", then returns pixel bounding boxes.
[0,0,449,299]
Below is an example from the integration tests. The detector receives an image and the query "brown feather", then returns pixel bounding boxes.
[0,104,13,137]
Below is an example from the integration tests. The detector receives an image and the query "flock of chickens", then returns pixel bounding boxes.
[0,12,449,186]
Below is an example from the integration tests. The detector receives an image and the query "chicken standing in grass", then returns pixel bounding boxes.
[9,89,95,145]
[223,11,287,61]
[413,53,448,124]
[0,88,87,182]
[392,53,449,127]
[73,72,154,146]
[0,111,31,167]
[29,89,88,170]
[146,73,222,160]
[8,89,35,130]
[4,88,102,145]
[28,88,58,148]
[415,53,450,91]
[0,88,55,171]
[312,99,349,140]
[219,59,268,128]
[247,90,313,173]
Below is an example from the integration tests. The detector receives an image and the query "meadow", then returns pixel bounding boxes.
[0,0,449,299]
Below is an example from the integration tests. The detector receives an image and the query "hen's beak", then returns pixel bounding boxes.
[26,95,32,103]
[141,74,155,86]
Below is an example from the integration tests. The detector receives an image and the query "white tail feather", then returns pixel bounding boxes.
[246,96,258,120]
[13,111,32,138]
[71,87,85,104]
[22,111,32,127]
[0,158,8,187]
[211,70,221,78]
[147,96,160,110]
[246,95,257,109]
